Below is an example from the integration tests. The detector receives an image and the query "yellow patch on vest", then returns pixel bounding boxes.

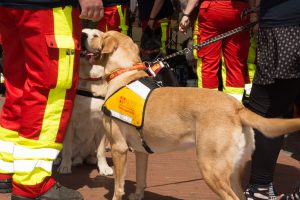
[103,80,154,127]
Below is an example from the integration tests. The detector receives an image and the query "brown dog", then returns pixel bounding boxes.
[88,30,300,200]
[54,29,113,176]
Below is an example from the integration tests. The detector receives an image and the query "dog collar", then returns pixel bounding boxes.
[106,63,147,82]
[106,62,166,82]
[79,76,103,81]
[76,89,105,100]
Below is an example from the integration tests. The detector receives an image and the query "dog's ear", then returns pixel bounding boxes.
[101,35,118,54]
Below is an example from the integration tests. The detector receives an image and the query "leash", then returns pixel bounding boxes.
[76,89,105,100]
[155,21,258,63]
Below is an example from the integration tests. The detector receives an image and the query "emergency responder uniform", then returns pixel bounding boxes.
[195,0,251,101]
[137,0,174,54]
[98,0,130,35]
[0,1,82,199]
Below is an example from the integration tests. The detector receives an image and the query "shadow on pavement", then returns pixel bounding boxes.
[51,155,300,200]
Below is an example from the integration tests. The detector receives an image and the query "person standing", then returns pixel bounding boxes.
[137,0,174,54]
[0,0,103,199]
[179,0,252,101]
[98,0,130,35]
[243,0,300,199]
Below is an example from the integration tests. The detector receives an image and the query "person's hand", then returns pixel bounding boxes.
[148,19,155,30]
[179,15,190,34]
[79,0,104,21]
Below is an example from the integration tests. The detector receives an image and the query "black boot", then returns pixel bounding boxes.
[11,182,83,200]
[0,178,12,193]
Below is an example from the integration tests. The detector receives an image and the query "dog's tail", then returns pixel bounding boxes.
[238,107,300,138]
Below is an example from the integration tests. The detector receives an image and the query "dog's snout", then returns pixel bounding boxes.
[81,32,88,51]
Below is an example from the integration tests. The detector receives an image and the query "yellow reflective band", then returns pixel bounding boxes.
[13,145,60,160]
[223,86,244,96]
[39,88,67,142]
[0,127,17,174]
[221,51,245,101]
[13,137,61,185]
[0,126,18,142]
[53,6,73,43]
[160,18,168,54]
[0,159,13,173]
[247,37,257,83]
[117,5,128,35]
[0,152,13,163]
[14,160,52,173]
[13,167,51,186]
[0,140,14,154]
[193,16,199,59]
[196,58,203,88]
[53,6,75,89]
[221,52,226,91]
[17,136,62,150]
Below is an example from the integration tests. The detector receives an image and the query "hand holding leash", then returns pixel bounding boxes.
[79,0,104,21]
[179,15,190,34]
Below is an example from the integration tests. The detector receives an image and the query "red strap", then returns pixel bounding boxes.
[106,63,147,82]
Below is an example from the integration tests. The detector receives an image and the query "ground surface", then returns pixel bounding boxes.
[0,149,299,200]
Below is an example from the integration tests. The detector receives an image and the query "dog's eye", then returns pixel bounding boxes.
[93,34,99,38]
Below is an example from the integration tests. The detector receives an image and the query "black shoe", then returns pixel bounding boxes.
[11,182,83,200]
[245,182,277,200]
[0,178,12,193]
[281,181,300,200]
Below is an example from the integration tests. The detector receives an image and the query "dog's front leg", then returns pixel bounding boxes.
[97,134,113,176]
[129,152,148,200]
[111,143,128,200]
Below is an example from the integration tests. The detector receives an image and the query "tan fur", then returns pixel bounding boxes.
[89,31,300,200]
[53,29,113,176]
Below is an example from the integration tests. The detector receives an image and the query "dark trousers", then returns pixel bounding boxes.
[247,78,300,184]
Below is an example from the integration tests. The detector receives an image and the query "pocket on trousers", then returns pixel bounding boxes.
[45,34,80,89]
[198,2,210,22]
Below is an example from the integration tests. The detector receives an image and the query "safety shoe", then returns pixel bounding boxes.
[11,182,83,200]
[0,178,12,193]
[245,182,277,200]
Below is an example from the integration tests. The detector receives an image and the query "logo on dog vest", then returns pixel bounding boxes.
[102,77,159,128]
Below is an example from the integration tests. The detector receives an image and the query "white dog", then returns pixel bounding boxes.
[54,29,113,176]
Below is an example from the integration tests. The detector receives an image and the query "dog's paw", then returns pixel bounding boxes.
[128,193,144,200]
[53,157,62,166]
[98,164,114,176]
[57,165,72,174]
[72,157,83,166]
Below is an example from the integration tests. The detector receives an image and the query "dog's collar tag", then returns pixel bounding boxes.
[146,61,165,77]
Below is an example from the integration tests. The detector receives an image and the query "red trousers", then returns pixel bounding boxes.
[98,4,129,33]
[196,1,250,97]
[0,6,81,197]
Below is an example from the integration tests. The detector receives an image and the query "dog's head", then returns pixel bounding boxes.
[80,29,106,80]
[86,30,141,75]
[79,29,107,97]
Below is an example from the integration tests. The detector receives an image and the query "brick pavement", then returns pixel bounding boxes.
[0,149,299,200]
